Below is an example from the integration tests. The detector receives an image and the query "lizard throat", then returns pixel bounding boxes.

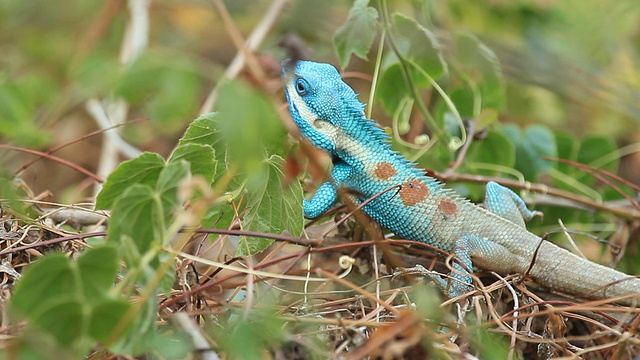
[334,128,393,171]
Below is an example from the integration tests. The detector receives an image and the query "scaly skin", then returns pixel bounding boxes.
[282,60,640,305]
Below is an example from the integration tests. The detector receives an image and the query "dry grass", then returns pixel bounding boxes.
[2,201,639,359]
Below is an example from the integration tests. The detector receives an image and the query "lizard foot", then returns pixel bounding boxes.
[393,265,455,295]
[393,264,476,301]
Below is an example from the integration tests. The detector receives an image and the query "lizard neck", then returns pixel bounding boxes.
[333,115,439,186]
[333,115,394,170]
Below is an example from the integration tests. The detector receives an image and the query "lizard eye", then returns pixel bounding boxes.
[295,78,309,96]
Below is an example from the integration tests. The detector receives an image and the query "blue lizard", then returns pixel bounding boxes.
[282,60,640,305]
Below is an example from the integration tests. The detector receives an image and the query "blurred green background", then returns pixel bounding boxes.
[1,0,639,199]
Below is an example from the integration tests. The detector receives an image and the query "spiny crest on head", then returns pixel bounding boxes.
[295,61,394,148]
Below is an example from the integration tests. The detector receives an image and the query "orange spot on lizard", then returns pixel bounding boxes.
[438,199,458,216]
[399,179,429,206]
[374,162,397,180]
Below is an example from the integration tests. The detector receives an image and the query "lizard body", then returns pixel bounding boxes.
[282,60,640,305]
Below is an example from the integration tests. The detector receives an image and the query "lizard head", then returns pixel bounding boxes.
[282,60,365,153]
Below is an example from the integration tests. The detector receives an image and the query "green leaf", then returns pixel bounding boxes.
[553,133,618,190]
[179,113,227,182]
[107,184,163,261]
[393,13,447,80]
[119,235,142,273]
[146,68,201,127]
[142,328,192,360]
[447,87,475,119]
[218,307,287,359]
[89,299,133,343]
[0,81,51,147]
[376,15,447,116]
[169,142,216,183]
[573,136,617,188]
[96,152,166,210]
[577,136,617,173]
[332,0,379,69]
[470,327,509,360]
[32,299,86,346]
[10,254,93,355]
[453,33,505,110]
[201,205,237,229]
[156,159,190,226]
[0,83,32,124]
[215,81,287,179]
[502,125,556,181]
[554,131,579,190]
[11,254,76,316]
[76,246,119,302]
[178,113,218,147]
[377,63,410,115]
[71,55,120,96]
[466,129,515,172]
[237,155,303,255]
[115,52,202,131]
[218,81,287,157]
[555,132,578,165]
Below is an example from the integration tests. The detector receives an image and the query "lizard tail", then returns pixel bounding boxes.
[530,241,640,306]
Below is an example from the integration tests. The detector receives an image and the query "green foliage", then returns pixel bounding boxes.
[393,13,447,80]
[8,100,301,355]
[175,113,220,183]
[333,0,379,69]
[502,125,557,181]
[377,14,448,116]
[469,327,510,360]
[576,136,617,179]
[238,155,304,255]
[4,0,640,358]
[95,153,166,210]
[465,129,515,173]
[172,110,304,248]
[97,106,302,260]
[11,247,124,356]
[115,53,202,128]
[108,184,164,262]
[70,55,121,96]
[216,308,288,359]
[452,33,505,111]
[377,63,409,116]
[169,143,217,182]
[204,83,304,253]
[0,79,52,147]
[368,8,508,157]
[215,82,288,170]
[553,132,621,196]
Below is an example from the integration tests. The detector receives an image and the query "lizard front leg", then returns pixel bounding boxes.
[485,181,541,228]
[303,161,352,219]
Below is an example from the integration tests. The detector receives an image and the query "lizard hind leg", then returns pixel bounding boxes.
[431,234,516,299]
[396,234,501,300]
[442,234,488,299]
[484,181,542,228]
